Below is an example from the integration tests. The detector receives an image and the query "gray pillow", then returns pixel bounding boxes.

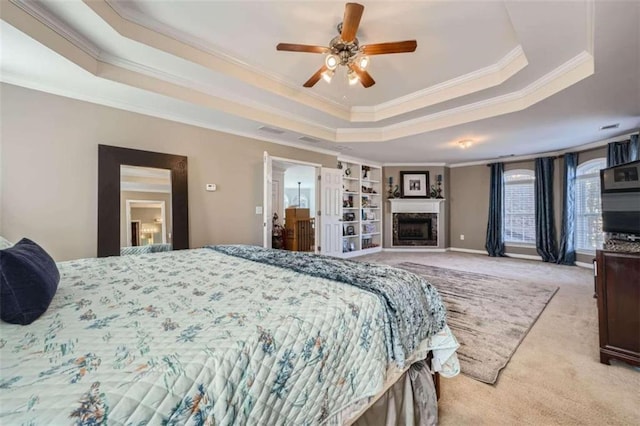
[0,236,12,250]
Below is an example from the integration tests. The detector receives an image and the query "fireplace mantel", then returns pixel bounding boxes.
[389,198,446,213]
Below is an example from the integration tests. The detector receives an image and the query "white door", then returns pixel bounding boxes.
[263,151,273,248]
[320,168,343,257]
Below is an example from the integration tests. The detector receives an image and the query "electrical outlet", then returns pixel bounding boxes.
[460,234,465,240]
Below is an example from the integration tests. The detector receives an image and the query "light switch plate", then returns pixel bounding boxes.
[205,184,217,192]
[255,206,263,215]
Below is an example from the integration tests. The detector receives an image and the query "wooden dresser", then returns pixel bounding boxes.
[595,250,640,366]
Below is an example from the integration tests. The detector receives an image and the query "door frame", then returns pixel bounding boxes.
[264,153,322,252]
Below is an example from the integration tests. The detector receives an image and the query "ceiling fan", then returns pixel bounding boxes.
[276,2,417,88]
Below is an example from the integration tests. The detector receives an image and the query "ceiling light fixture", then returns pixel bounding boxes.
[321,68,335,83]
[458,139,473,149]
[347,70,360,85]
[276,3,418,88]
[357,55,370,69]
[325,54,339,70]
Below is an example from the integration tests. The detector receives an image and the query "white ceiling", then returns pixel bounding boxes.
[1,0,638,164]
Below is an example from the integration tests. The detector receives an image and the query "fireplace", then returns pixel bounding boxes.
[393,213,437,246]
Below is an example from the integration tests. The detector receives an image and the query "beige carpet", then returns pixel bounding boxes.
[397,262,558,384]
[358,251,640,425]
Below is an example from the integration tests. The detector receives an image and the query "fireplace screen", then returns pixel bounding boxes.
[393,213,437,246]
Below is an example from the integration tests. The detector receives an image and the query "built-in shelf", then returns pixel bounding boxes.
[339,159,383,257]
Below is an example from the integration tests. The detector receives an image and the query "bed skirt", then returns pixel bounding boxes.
[330,359,438,426]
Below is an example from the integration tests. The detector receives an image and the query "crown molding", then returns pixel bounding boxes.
[1,0,597,145]
[103,0,350,115]
[12,0,533,125]
[447,130,638,168]
[10,0,100,58]
[382,163,447,167]
[337,155,383,167]
[0,72,341,158]
[333,51,594,143]
[351,45,528,122]
[83,0,351,121]
[89,0,534,123]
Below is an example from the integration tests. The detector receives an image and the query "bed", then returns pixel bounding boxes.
[0,245,459,425]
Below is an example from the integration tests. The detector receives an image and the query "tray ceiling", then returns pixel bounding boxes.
[1,0,638,163]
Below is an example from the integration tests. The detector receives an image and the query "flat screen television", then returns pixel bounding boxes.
[600,159,640,237]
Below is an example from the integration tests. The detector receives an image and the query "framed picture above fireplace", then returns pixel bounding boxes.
[400,171,429,198]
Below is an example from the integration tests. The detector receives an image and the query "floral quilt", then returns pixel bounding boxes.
[0,247,457,425]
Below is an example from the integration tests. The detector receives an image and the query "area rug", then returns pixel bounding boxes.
[397,262,558,384]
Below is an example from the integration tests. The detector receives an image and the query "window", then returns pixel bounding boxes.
[576,158,606,252]
[504,169,536,244]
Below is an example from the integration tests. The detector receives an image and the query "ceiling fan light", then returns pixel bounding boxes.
[358,55,370,69]
[321,69,335,83]
[348,70,359,85]
[325,54,339,70]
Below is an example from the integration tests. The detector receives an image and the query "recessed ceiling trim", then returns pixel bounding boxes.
[0,1,597,145]
[2,0,98,74]
[334,51,594,142]
[447,131,637,168]
[383,162,447,167]
[350,45,529,122]
[0,71,342,158]
[85,0,533,123]
[82,0,351,121]
[10,0,100,58]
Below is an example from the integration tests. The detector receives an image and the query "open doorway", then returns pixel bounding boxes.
[264,154,320,252]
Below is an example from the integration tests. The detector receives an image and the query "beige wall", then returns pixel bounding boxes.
[448,146,608,263]
[449,165,490,250]
[382,166,448,249]
[450,159,565,257]
[1,84,336,261]
[120,190,172,246]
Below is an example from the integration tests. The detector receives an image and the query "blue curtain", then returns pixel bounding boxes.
[535,157,558,262]
[485,162,505,257]
[607,133,639,167]
[556,153,577,265]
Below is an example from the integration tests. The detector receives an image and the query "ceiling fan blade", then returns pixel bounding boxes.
[341,3,365,43]
[349,64,375,88]
[303,65,329,88]
[362,40,418,55]
[277,43,329,54]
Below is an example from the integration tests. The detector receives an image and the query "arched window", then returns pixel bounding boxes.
[504,169,536,244]
[576,158,607,251]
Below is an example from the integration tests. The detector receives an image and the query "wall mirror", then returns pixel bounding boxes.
[120,166,172,254]
[98,145,188,257]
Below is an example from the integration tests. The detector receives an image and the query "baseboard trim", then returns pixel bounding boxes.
[448,247,487,255]
[576,261,593,269]
[505,253,543,261]
[449,247,543,261]
[383,248,447,253]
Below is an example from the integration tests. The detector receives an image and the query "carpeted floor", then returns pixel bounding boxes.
[358,251,640,425]
[396,262,558,384]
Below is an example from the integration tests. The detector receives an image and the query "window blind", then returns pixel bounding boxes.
[504,170,536,244]
[575,158,606,251]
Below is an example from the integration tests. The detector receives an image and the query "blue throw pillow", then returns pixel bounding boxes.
[0,238,60,325]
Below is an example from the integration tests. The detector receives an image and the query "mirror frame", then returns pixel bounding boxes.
[98,144,189,257]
